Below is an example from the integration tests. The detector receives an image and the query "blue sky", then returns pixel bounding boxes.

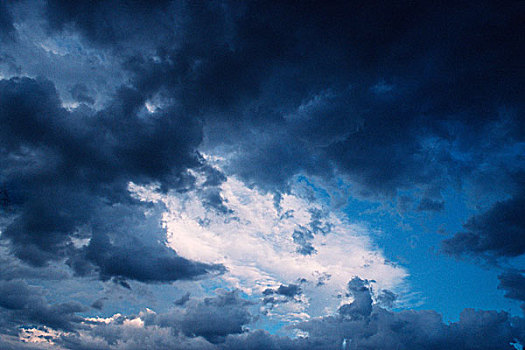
[0,1,524,349]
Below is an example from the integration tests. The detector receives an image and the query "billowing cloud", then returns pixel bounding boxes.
[3,278,522,350]
[128,174,407,322]
[32,0,523,199]
[0,0,524,348]
[0,76,222,283]
[294,278,525,350]
[0,279,86,334]
[442,190,525,261]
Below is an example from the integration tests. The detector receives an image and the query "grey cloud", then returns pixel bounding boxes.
[262,284,302,306]
[83,227,224,284]
[0,76,223,282]
[295,278,524,350]
[174,292,190,306]
[376,289,397,309]
[442,190,525,261]
[1,1,524,348]
[338,277,373,319]
[37,0,525,204]
[25,278,524,350]
[91,298,105,310]
[0,280,86,333]
[69,83,95,105]
[292,227,316,256]
[178,291,252,343]
[498,271,525,312]
[276,284,302,298]
[45,0,175,50]
[0,0,15,42]
[146,291,252,344]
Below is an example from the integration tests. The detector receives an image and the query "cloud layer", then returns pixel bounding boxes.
[0,0,523,348]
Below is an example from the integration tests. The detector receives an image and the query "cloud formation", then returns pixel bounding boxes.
[0,76,222,283]
[443,189,525,261]
[2,278,523,350]
[0,0,524,348]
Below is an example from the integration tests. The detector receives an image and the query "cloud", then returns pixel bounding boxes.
[262,284,303,307]
[4,278,522,350]
[5,0,521,202]
[174,292,191,306]
[498,271,525,313]
[0,1,15,42]
[294,278,525,350]
[338,277,373,319]
[275,284,302,298]
[80,219,225,283]
[45,0,175,49]
[56,291,252,348]
[178,291,252,343]
[416,197,445,212]
[0,1,524,348]
[3,0,523,277]
[0,280,86,333]
[0,76,222,283]
[131,174,407,321]
[68,84,94,105]
[442,190,525,261]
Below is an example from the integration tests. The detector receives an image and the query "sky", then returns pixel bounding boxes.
[0,1,524,349]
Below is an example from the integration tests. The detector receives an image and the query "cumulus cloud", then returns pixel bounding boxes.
[0,0,524,348]
[128,174,407,322]
[0,76,222,283]
[2,278,522,350]
[294,278,525,349]
[33,0,523,199]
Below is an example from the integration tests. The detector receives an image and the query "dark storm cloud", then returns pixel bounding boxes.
[498,271,525,312]
[42,0,524,200]
[0,280,86,333]
[45,0,175,49]
[81,222,225,283]
[194,0,523,198]
[1,1,525,348]
[69,83,94,105]
[0,0,15,42]
[442,190,525,261]
[0,76,223,281]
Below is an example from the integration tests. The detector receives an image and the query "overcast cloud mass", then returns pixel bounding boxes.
[0,0,524,349]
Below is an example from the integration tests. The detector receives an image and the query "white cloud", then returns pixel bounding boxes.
[19,326,68,348]
[129,173,407,322]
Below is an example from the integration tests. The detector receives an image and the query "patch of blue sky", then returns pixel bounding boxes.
[344,185,523,321]
[281,174,524,321]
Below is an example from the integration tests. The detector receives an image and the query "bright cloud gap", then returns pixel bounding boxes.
[129,170,408,323]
